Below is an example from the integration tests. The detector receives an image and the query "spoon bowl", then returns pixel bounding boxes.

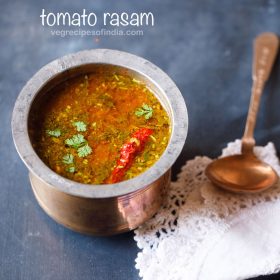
[206,154,278,193]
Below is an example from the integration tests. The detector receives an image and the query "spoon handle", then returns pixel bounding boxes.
[242,32,279,153]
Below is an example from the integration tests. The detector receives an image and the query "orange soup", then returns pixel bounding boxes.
[31,70,171,184]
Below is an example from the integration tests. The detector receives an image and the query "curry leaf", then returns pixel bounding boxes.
[77,144,92,158]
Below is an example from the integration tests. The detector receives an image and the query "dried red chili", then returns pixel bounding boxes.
[107,128,153,183]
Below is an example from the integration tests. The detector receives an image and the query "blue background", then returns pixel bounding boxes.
[1,0,280,279]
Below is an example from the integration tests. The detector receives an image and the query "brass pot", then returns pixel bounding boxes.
[12,49,188,235]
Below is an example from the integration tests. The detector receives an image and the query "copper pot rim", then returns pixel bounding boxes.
[12,49,188,199]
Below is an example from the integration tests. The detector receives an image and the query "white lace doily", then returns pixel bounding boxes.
[134,140,280,280]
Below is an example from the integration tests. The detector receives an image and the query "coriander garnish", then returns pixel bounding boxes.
[77,144,92,157]
[135,104,153,120]
[67,166,75,173]
[62,154,75,173]
[46,129,61,137]
[65,134,86,148]
[65,134,92,158]
[73,121,87,132]
[62,154,74,165]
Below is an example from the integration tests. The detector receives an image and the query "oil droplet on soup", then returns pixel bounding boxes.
[32,71,171,184]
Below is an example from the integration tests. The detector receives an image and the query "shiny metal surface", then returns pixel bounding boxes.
[206,154,278,193]
[206,33,279,193]
[12,49,188,235]
[29,170,170,235]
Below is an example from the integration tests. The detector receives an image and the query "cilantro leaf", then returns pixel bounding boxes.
[135,104,153,120]
[65,133,92,158]
[62,154,74,165]
[135,108,145,116]
[77,144,92,157]
[73,121,87,132]
[67,166,75,173]
[65,134,86,148]
[142,104,151,111]
[46,129,61,137]
[145,111,153,120]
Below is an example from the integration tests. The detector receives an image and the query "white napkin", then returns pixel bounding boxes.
[134,140,280,280]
